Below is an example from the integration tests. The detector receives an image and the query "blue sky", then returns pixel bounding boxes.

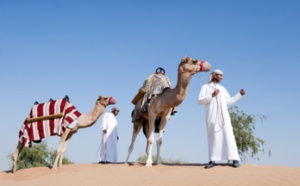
[1,0,299,170]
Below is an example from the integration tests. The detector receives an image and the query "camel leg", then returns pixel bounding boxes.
[58,138,70,167]
[58,131,74,167]
[52,128,71,169]
[125,122,142,163]
[156,117,168,164]
[12,141,24,173]
[145,113,155,166]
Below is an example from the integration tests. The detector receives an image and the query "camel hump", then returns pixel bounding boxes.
[147,74,171,96]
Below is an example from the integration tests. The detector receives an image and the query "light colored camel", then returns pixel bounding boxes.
[126,56,211,166]
[12,95,116,173]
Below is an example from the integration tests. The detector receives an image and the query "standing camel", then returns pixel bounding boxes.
[126,56,211,166]
[12,95,116,173]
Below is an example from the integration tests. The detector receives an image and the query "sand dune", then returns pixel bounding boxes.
[1,163,299,186]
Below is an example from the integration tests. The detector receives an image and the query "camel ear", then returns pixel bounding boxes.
[181,55,189,63]
[98,96,102,100]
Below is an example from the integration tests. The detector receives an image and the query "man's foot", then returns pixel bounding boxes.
[205,161,215,169]
[232,160,240,168]
[98,161,105,164]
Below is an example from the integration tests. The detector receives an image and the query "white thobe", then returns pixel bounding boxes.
[99,112,118,162]
[198,82,243,161]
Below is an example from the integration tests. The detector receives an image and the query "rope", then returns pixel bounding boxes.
[198,76,226,129]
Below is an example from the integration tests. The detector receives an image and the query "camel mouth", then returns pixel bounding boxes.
[199,61,211,72]
[108,97,117,105]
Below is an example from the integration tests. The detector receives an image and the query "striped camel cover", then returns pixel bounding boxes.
[19,98,82,147]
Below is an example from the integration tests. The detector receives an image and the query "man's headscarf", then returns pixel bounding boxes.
[208,69,223,83]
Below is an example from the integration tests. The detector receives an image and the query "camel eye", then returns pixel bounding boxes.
[192,59,197,64]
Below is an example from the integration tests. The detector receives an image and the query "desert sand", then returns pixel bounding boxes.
[1,163,300,186]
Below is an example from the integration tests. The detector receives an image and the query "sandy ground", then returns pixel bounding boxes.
[1,163,300,186]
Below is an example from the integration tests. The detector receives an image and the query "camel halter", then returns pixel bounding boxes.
[199,60,205,72]
[99,98,110,107]
[103,97,116,107]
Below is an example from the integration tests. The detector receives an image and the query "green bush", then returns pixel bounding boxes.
[137,154,187,164]
[9,141,73,170]
[230,106,271,161]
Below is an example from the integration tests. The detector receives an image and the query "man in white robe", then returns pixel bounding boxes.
[198,69,246,168]
[99,107,120,163]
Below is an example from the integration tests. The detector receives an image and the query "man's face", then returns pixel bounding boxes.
[113,110,119,116]
[213,73,223,83]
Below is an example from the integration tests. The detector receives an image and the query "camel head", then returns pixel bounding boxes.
[97,96,117,107]
[179,56,211,75]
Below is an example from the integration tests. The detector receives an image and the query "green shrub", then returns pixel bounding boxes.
[8,141,73,170]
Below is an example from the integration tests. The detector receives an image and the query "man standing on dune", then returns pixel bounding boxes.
[99,107,120,164]
[198,69,245,168]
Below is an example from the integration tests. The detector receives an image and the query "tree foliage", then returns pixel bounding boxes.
[229,106,271,161]
[8,142,73,170]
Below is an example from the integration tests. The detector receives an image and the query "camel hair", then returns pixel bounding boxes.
[12,95,116,173]
[125,56,211,166]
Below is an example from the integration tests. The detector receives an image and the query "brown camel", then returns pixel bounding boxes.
[126,56,211,166]
[12,95,116,173]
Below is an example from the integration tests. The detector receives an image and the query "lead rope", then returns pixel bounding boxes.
[215,93,225,128]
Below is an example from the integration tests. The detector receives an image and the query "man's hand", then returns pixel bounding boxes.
[212,89,220,97]
[240,89,246,96]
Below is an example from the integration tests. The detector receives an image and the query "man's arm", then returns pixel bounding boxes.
[198,85,213,105]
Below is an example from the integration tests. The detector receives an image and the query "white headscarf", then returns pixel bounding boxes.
[208,69,223,83]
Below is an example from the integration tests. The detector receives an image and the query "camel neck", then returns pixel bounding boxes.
[86,104,105,124]
[168,69,192,106]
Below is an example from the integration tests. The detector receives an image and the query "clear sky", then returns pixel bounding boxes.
[1,0,299,170]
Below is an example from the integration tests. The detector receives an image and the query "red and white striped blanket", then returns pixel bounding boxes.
[19,98,82,147]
